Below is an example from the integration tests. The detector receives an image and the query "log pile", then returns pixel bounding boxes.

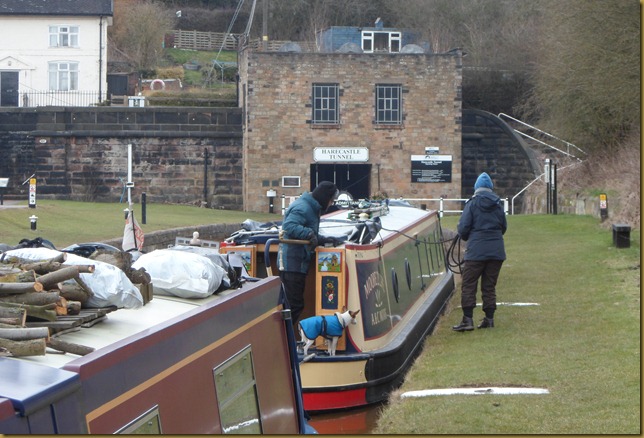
[0,252,101,357]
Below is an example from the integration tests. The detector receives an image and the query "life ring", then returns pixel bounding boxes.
[150,79,165,90]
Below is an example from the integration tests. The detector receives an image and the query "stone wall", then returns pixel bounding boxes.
[0,107,243,209]
[461,109,541,212]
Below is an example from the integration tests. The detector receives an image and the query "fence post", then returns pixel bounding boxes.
[439,197,444,218]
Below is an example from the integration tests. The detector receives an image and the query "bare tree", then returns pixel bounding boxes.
[524,0,640,152]
[109,0,176,73]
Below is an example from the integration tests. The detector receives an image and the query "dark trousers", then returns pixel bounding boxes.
[279,271,307,323]
[460,259,504,318]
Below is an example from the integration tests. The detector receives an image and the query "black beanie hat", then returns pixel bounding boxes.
[312,181,338,209]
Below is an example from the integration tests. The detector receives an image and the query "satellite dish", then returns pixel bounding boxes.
[278,42,302,52]
[401,44,425,54]
[336,42,363,53]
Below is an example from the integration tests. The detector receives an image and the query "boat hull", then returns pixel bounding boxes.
[0,277,309,434]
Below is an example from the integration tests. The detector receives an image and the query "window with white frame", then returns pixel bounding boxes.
[48,62,79,91]
[312,83,339,124]
[361,31,401,53]
[375,84,402,125]
[49,25,79,47]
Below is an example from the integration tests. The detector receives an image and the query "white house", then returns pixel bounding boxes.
[0,0,113,107]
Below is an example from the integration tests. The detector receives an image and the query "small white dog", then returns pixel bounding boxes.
[298,308,360,356]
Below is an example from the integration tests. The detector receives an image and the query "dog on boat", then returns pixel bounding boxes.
[298,308,360,356]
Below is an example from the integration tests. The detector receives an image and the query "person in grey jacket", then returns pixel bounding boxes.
[453,172,507,331]
[278,181,338,323]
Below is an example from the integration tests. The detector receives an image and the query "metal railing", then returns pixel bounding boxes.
[498,113,586,160]
[19,90,104,107]
[281,195,509,217]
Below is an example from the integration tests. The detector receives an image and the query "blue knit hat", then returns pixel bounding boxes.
[474,172,493,190]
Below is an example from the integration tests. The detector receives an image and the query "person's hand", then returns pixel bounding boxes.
[307,231,318,247]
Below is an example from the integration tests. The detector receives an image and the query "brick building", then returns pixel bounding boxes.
[238,48,463,212]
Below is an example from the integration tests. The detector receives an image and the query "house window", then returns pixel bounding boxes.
[375,84,402,125]
[362,31,401,53]
[48,62,79,91]
[49,25,79,47]
[312,83,339,124]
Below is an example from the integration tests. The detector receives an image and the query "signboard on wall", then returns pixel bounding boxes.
[410,155,452,183]
[313,147,369,162]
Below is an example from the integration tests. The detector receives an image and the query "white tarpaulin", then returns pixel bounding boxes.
[132,249,227,299]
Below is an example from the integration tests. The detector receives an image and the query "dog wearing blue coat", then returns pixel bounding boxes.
[298,308,360,356]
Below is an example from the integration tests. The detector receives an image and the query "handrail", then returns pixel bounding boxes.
[498,113,586,159]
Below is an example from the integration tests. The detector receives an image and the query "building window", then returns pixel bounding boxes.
[312,83,339,124]
[48,62,79,91]
[49,25,79,47]
[362,31,401,53]
[375,84,402,125]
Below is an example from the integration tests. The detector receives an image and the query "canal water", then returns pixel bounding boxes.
[308,403,383,434]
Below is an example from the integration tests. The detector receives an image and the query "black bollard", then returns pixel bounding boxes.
[142,192,147,224]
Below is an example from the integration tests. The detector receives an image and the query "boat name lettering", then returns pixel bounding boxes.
[363,271,383,305]
[370,308,388,326]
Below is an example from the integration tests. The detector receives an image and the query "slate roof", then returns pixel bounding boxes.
[0,0,113,16]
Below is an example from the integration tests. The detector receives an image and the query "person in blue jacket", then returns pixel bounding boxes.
[453,172,507,331]
[278,181,339,323]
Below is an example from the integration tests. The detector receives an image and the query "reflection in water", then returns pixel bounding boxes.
[308,403,384,434]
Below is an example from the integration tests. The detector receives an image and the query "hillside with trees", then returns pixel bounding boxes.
[108,0,640,227]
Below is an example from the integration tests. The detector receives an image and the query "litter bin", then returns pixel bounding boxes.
[612,224,631,248]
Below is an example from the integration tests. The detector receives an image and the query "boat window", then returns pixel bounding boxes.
[214,345,262,434]
[115,405,162,434]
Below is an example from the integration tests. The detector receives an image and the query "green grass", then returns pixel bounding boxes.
[375,214,640,434]
[0,200,277,248]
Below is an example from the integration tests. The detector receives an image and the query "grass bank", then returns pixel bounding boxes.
[0,200,277,248]
[374,214,640,434]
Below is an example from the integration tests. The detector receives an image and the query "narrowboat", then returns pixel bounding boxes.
[221,199,455,411]
[0,270,314,434]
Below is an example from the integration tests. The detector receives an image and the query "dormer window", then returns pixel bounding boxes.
[361,31,401,53]
[49,25,79,48]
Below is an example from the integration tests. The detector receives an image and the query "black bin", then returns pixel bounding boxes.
[612,224,631,248]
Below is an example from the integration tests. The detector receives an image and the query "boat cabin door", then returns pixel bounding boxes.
[314,247,349,352]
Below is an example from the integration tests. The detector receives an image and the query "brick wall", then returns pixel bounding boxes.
[239,51,463,212]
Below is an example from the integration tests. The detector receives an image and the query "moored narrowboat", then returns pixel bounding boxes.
[221,199,455,412]
[0,274,313,434]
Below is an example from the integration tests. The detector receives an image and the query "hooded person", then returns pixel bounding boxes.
[453,172,507,332]
[278,181,339,323]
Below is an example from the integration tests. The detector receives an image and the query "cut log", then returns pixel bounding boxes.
[47,337,94,356]
[59,282,92,304]
[66,300,82,315]
[0,327,49,341]
[0,318,23,326]
[17,261,64,275]
[0,282,44,294]
[37,265,95,290]
[0,291,61,306]
[129,267,152,285]
[0,307,27,325]
[0,337,46,356]
[55,296,68,316]
[0,302,57,321]
[0,270,37,283]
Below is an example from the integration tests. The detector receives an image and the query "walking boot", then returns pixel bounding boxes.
[478,317,494,329]
[452,316,474,332]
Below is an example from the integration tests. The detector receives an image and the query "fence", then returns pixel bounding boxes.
[19,90,104,107]
[171,29,317,52]
[280,195,510,217]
